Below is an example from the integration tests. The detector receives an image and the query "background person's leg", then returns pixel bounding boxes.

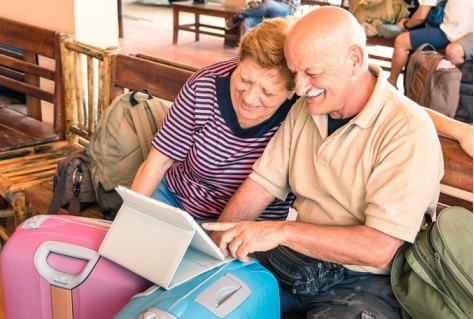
[243,16,264,33]
[240,0,288,18]
[226,0,289,31]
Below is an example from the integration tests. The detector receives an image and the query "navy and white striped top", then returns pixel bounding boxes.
[152,57,297,220]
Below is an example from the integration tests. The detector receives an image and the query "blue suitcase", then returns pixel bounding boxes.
[114,258,280,319]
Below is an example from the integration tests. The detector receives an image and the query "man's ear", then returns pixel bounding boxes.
[347,44,365,75]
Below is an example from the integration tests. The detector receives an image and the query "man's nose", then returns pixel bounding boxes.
[294,73,310,96]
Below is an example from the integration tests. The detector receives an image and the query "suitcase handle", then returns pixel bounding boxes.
[194,273,251,317]
[34,240,100,289]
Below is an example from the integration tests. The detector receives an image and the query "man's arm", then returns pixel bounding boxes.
[209,178,275,252]
[397,5,432,30]
[204,220,402,268]
[217,177,276,222]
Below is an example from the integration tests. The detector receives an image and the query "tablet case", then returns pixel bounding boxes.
[98,186,234,290]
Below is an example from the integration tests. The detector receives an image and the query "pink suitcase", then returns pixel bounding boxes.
[1,215,152,319]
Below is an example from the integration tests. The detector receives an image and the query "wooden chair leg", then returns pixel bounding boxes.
[0,207,14,245]
[0,225,10,242]
[12,192,28,227]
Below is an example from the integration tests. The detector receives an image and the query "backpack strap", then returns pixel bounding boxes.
[128,90,170,160]
[130,89,153,107]
[420,53,444,107]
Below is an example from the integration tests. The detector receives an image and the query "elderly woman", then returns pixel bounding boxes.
[131,17,298,221]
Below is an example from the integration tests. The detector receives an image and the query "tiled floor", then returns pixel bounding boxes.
[119,0,239,67]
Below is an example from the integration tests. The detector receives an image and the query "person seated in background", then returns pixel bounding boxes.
[225,0,301,34]
[445,32,473,65]
[387,0,473,87]
[131,17,298,222]
[203,6,451,318]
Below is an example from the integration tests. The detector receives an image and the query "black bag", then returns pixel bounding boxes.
[267,245,345,295]
[47,148,97,215]
[426,0,446,27]
[455,61,473,124]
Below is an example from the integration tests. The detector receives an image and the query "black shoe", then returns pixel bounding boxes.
[225,14,241,30]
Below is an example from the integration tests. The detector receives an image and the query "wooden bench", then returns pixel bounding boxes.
[25,41,196,222]
[24,35,120,220]
[172,1,243,47]
[0,17,68,242]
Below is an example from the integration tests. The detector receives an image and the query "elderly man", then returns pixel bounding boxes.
[204,6,443,318]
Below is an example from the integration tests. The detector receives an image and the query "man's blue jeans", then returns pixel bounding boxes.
[240,0,290,33]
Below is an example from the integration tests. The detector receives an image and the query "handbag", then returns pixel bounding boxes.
[47,148,97,215]
[267,245,345,295]
[426,0,447,27]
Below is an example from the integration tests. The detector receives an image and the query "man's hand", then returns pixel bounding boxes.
[208,230,223,247]
[203,221,285,262]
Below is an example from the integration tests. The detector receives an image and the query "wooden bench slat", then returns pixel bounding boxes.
[0,54,56,80]
[0,17,58,59]
[2,163,58,179]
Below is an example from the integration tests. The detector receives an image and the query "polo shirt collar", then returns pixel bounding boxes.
[312,63,390,135]
[352,64,389,129]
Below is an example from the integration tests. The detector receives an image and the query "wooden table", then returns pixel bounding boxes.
[172,1,243,46]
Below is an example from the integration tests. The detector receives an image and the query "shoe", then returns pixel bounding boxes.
[376,24,403,39]
[225,14,242,30]
[246,0,261,8]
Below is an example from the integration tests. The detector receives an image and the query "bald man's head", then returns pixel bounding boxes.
[286,7,367,63]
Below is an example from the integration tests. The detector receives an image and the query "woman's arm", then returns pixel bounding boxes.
[131,147,175,196]
[425,107,473,157]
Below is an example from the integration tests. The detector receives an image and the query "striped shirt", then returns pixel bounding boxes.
[152,57,297,220]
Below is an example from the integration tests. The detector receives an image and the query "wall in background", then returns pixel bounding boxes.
[0,0,119,124]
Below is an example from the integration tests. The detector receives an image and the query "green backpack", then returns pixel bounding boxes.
[88,90,170,220]
[391,206,473,319]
